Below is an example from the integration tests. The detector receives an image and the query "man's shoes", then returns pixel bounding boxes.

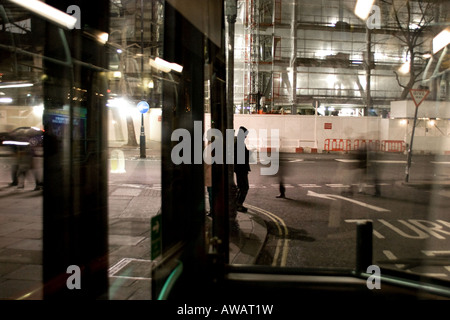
[236,205,248,213]
[276,194,285,198]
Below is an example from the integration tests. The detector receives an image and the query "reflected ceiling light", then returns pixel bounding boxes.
[0,97,12,103]
[83,28,109,44]
[3,140,30,146]
[433,27,450,54]
[170,63,183,73]
[98,32,109,44]
[7,0,77,30]
[0,83,33,89]
[354,0,375,20]
[149,58,171,73]
[149,58,183,73]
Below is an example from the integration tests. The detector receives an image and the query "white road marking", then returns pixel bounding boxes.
[109,258,152,280]
[335,159,406,164]
[382,250,405,269]
[326,183,351,188]
[307,190,390,212]
[247,204,289,267]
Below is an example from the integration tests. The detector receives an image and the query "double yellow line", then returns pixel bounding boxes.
[246,204,289,267]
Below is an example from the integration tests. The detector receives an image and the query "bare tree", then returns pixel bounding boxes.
[381,0,437,99]
[117,30,139,147]
[110,0,139,147]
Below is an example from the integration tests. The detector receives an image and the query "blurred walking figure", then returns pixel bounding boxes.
[234,126,251,213]
[16,144,33,189]
[8,145,19,187]
[31,141,44,190]
[354,143,381,197]
[2,127,44,189]
[275,153,286,198]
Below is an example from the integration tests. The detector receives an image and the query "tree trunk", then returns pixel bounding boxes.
[400,52,417,100]
[118,26,138,147]
[125,115,138,146]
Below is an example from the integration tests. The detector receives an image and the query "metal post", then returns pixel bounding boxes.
[405,106,419,182]
[314,100,319,149]
[140,113,146,158]
[140,0,146,159]
[226,0,238,237]
[140,0,144,72]
[291,0,297,113]
[365,27,372,116]
[356,221,373,274]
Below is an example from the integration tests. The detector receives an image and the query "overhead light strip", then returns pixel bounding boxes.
[7,0,77,30]
[0,83,34,89]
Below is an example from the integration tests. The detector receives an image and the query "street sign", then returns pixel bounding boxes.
[137,100,150,113]
[409,89,430,107]
[151,214,162,260]
[405,88,430,183]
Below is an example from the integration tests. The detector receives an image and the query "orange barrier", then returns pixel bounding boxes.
[381,140,406,153]
[324,139,351,152]
[324,139,405,153]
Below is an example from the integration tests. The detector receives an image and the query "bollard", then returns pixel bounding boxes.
[356,221,373,274]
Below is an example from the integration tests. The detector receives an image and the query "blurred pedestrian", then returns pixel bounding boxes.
[31,143,44,191]
[7,144,19,187]
[234,126,251,213]
[354,143,380,197]
[16,144,33,189]
[275,153,286,198]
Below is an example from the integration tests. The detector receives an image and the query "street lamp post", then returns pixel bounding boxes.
[139,0,146,159]
[137,100,150,158]
[140,113,145,158]
[313,99,319,149]
[224,0,237,263]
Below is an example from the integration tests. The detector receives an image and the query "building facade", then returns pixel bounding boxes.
[232,0,449,116]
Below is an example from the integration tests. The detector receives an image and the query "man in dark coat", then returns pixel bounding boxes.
[234,126,251,212]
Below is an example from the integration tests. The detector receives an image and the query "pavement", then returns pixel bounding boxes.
[0,140,267,300]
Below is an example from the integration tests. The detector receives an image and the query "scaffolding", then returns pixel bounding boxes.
[233,0,444,115]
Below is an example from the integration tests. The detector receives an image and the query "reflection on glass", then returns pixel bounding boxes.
[0,0,449,302]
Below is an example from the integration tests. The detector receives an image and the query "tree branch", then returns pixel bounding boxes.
[393,70,407,89]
